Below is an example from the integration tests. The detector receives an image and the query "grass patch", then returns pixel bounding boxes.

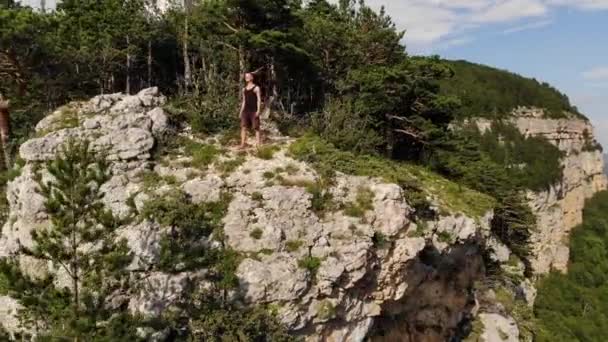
[251,192,264,202]
[218,129,241,146]
[289,134,495,218]
[216,156,246,175]
[463,318,485,342]
[182,138,222,169]
[407,222,427,238]
[140,190,232,273]
[437,231,454,243]
[305,181,334,217]
[256,145,280,160]
[316,300,337,321]
[342,186,375,218]
[494,286,537,341]
[262,171,275,180]
[250,228,263,240]
[285,163,299,175]
[343,202,365,218]
[285,240,304,252]
[372,232,389,249]
[138,170,178,191]
[298,256,321,276]
[279,178,315,188]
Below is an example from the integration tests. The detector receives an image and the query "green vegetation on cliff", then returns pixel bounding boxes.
[439,60,583,119]
[289,134,496,219]
[535,191,608,341]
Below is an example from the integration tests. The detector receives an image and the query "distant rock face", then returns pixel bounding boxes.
[478,108,608,274]
[0,89,500,341]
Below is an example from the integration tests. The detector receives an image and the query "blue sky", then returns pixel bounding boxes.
[20,0,608,148]
[360,0,608,148]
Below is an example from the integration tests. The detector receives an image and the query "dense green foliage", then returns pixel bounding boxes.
[440,60,582,119]
[289,134,495,219]
[428,123,551,265]
[535,191,608,341]
[474,122,563,191]
[140,189,231,273]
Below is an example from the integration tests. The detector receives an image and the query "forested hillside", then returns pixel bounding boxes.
[439,60,582,119]
[535,191,608,341]
[0,0,602,341]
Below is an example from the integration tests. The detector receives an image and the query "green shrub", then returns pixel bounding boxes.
[311,98,384,155]
[256,145,280,160]
[437,231,453,243]
[141,190,231,273]
[263,171,275,180]
[343,186,375,217]
[372,232,389,249]
[316,300,336,321]
[343,202,365,218]
[289,134,495,219]
[305,181,335,217]
[217,156,246,175]
[252,192,264,202]
[298,256,322,275]
[285,164,299,175]
[250,228,263,240]
[285,240,304,252]
[184,141,221,169]
[164,92,240,135]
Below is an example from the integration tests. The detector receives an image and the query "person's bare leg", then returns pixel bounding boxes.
[255,129,262,149]
[240,127,248,148]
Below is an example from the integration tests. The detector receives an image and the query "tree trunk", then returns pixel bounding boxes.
[183,1,192,91]
[147,40,153,88]
[126,35,131,94]
[72,226,79,341]
[238,44,245,98]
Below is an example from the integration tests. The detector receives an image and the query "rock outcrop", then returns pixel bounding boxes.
[0,89,501,341]
[477,107,607,274]
[1,94,603,341]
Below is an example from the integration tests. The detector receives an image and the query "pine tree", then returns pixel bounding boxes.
[23,139,133,340]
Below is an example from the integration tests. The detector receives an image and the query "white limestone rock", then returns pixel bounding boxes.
[181,175,224,203]
[479,313,520,342]
[0,296,25,338]
[129,272,191,317]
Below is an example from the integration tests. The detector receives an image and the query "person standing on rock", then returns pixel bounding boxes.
[239,72,263,149]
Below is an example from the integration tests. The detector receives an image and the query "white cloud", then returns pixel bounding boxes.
[548,0,608,10]
[503,19,553,33]
[582,67,608,81]
[342,0,608,53]
[471,0,548,23]
[436,36,476,50]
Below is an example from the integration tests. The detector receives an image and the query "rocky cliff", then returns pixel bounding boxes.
[0,92,604,341]
[477,107,607,274]
[0,89,508,341]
